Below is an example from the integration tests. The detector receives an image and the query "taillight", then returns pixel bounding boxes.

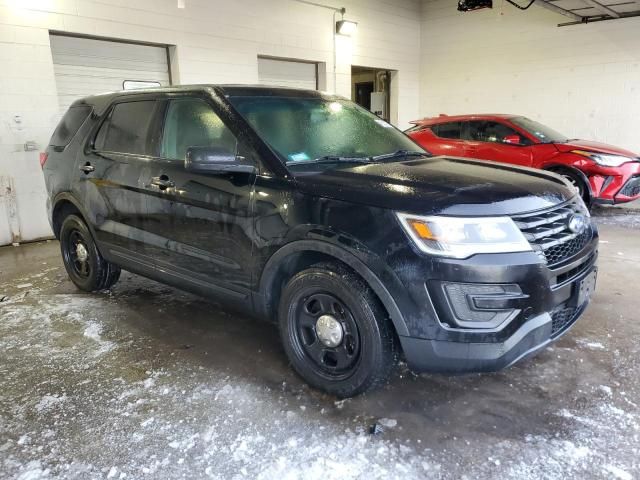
[39,152,48,169]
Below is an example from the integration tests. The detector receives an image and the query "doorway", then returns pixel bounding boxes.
[351,66,395,123]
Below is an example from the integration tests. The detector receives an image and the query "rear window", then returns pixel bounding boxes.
[432,122,462,139]
[50,106,92,148]
[94,100,157,155]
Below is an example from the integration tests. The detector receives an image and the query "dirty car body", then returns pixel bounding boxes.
[42,85,599,396]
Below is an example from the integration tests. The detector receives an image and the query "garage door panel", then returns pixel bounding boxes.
[258,58,317,90]
[50,34,170,113]
[52,53,170,73]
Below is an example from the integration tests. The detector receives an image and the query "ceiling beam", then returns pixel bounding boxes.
[535,0,584,21]
[579,0,621,17]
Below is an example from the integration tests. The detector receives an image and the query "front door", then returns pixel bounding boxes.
[144,96,256,297]
[462,120,533,167]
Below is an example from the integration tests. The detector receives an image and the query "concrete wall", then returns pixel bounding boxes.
[0,0,421,244]
[420,0,640,154]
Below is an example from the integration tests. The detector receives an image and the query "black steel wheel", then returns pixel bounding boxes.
[60,215,121,292]
[293,292,362,379]
[279,262,398,397]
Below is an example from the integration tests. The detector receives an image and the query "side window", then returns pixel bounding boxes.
[50,106,92,148]
[432,122,462,140]
[466,121,530,145]
[94,100,158,155]
[160,98,237,160]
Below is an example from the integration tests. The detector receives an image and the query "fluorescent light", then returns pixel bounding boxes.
[336,19,357,36]
[177,0,185,8]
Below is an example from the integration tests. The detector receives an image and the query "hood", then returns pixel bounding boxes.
[555,140,638,158]
[293,156,574,216]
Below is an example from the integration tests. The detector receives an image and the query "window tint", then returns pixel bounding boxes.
[50,106,92,147]
[95,100,157,155]
[465,121,531,145]
[160,98,237,160]
[432,122,462,139]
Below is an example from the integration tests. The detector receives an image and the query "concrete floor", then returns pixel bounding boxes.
[1,213,639,479]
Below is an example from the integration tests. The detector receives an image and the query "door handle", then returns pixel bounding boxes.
[79,164,95,174]
[151,176,175,190]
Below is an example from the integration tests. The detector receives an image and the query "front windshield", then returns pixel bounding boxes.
[511,116,569,143]
[227,95,425,165]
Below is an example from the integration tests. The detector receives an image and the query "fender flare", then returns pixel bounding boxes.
[51,192,99,239]
[543,163,593,202]
[258,239,410,337]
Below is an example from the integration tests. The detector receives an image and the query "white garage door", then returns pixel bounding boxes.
[50,34,171,112]
[258,58,317,90]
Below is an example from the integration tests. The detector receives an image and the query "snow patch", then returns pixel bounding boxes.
[35,394,67,413]
[604,465,633,480]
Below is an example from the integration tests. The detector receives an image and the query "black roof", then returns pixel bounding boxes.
[71,84,329,112]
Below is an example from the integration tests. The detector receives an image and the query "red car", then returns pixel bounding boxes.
[406,114,640,206]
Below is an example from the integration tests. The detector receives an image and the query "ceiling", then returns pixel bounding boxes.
[536,0,640,26]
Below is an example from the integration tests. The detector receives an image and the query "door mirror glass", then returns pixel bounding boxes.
[503,134,523,145]
[185,147,255,173]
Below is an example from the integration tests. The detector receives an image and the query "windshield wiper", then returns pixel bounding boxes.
[369,150,429,162]
[287,155,373,165]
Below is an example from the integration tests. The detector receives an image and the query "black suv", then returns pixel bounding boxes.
[43,85,598,397]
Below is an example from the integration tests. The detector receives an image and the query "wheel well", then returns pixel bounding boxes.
[263,249,403,353]
[51,200,83,238]
[265,250,338,319]
[544,165,593,205]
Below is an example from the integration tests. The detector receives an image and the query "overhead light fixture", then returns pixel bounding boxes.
[177,0,185,8]
[336,18,357,36]
[335,8,357,36]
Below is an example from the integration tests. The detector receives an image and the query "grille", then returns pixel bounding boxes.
[619,176,640,198]
[511,201,593,267]
[551,306,577,337]
[555,253,595,285]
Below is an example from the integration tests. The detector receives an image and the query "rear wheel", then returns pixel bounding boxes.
[60,215,120,292]
[278,262,398,397]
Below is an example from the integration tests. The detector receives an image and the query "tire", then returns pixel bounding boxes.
[278,262,398,397]
[59,214,121,292]
[554,169,591,207]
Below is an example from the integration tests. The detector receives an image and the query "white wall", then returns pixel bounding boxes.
[420,0,640,154]
[0,0,421,244]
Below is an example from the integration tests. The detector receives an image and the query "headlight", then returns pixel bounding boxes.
[572,150,631,167]
[396,213,532,259]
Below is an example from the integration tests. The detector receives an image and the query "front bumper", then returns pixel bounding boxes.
[588,161,640,204]
[393,227,598,374]
[401,298,591,373]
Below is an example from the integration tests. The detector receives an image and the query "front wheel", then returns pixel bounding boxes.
[278,262,398,397]
[553,169,591,207]
[60,215,121,292]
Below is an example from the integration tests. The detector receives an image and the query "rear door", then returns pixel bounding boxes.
[82,97,163,268]
[463,120,533,167]
[426,121,466,156]
[143,94,257,297]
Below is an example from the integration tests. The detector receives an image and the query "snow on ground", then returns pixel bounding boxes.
[1,231,640,479]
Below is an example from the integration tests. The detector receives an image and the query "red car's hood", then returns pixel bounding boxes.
[555,140,638,158]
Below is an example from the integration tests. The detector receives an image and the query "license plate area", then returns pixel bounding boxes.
[575,269,597,307]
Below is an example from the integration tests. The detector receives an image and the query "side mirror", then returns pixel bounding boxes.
[185,146,256,174]
[503,134,523,145]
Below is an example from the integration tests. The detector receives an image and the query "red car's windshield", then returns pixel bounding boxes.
[511,117,569,144]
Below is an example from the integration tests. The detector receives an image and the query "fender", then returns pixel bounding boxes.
[258,238,410,337]
[51,192,100,240]
[543,163,594,201]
